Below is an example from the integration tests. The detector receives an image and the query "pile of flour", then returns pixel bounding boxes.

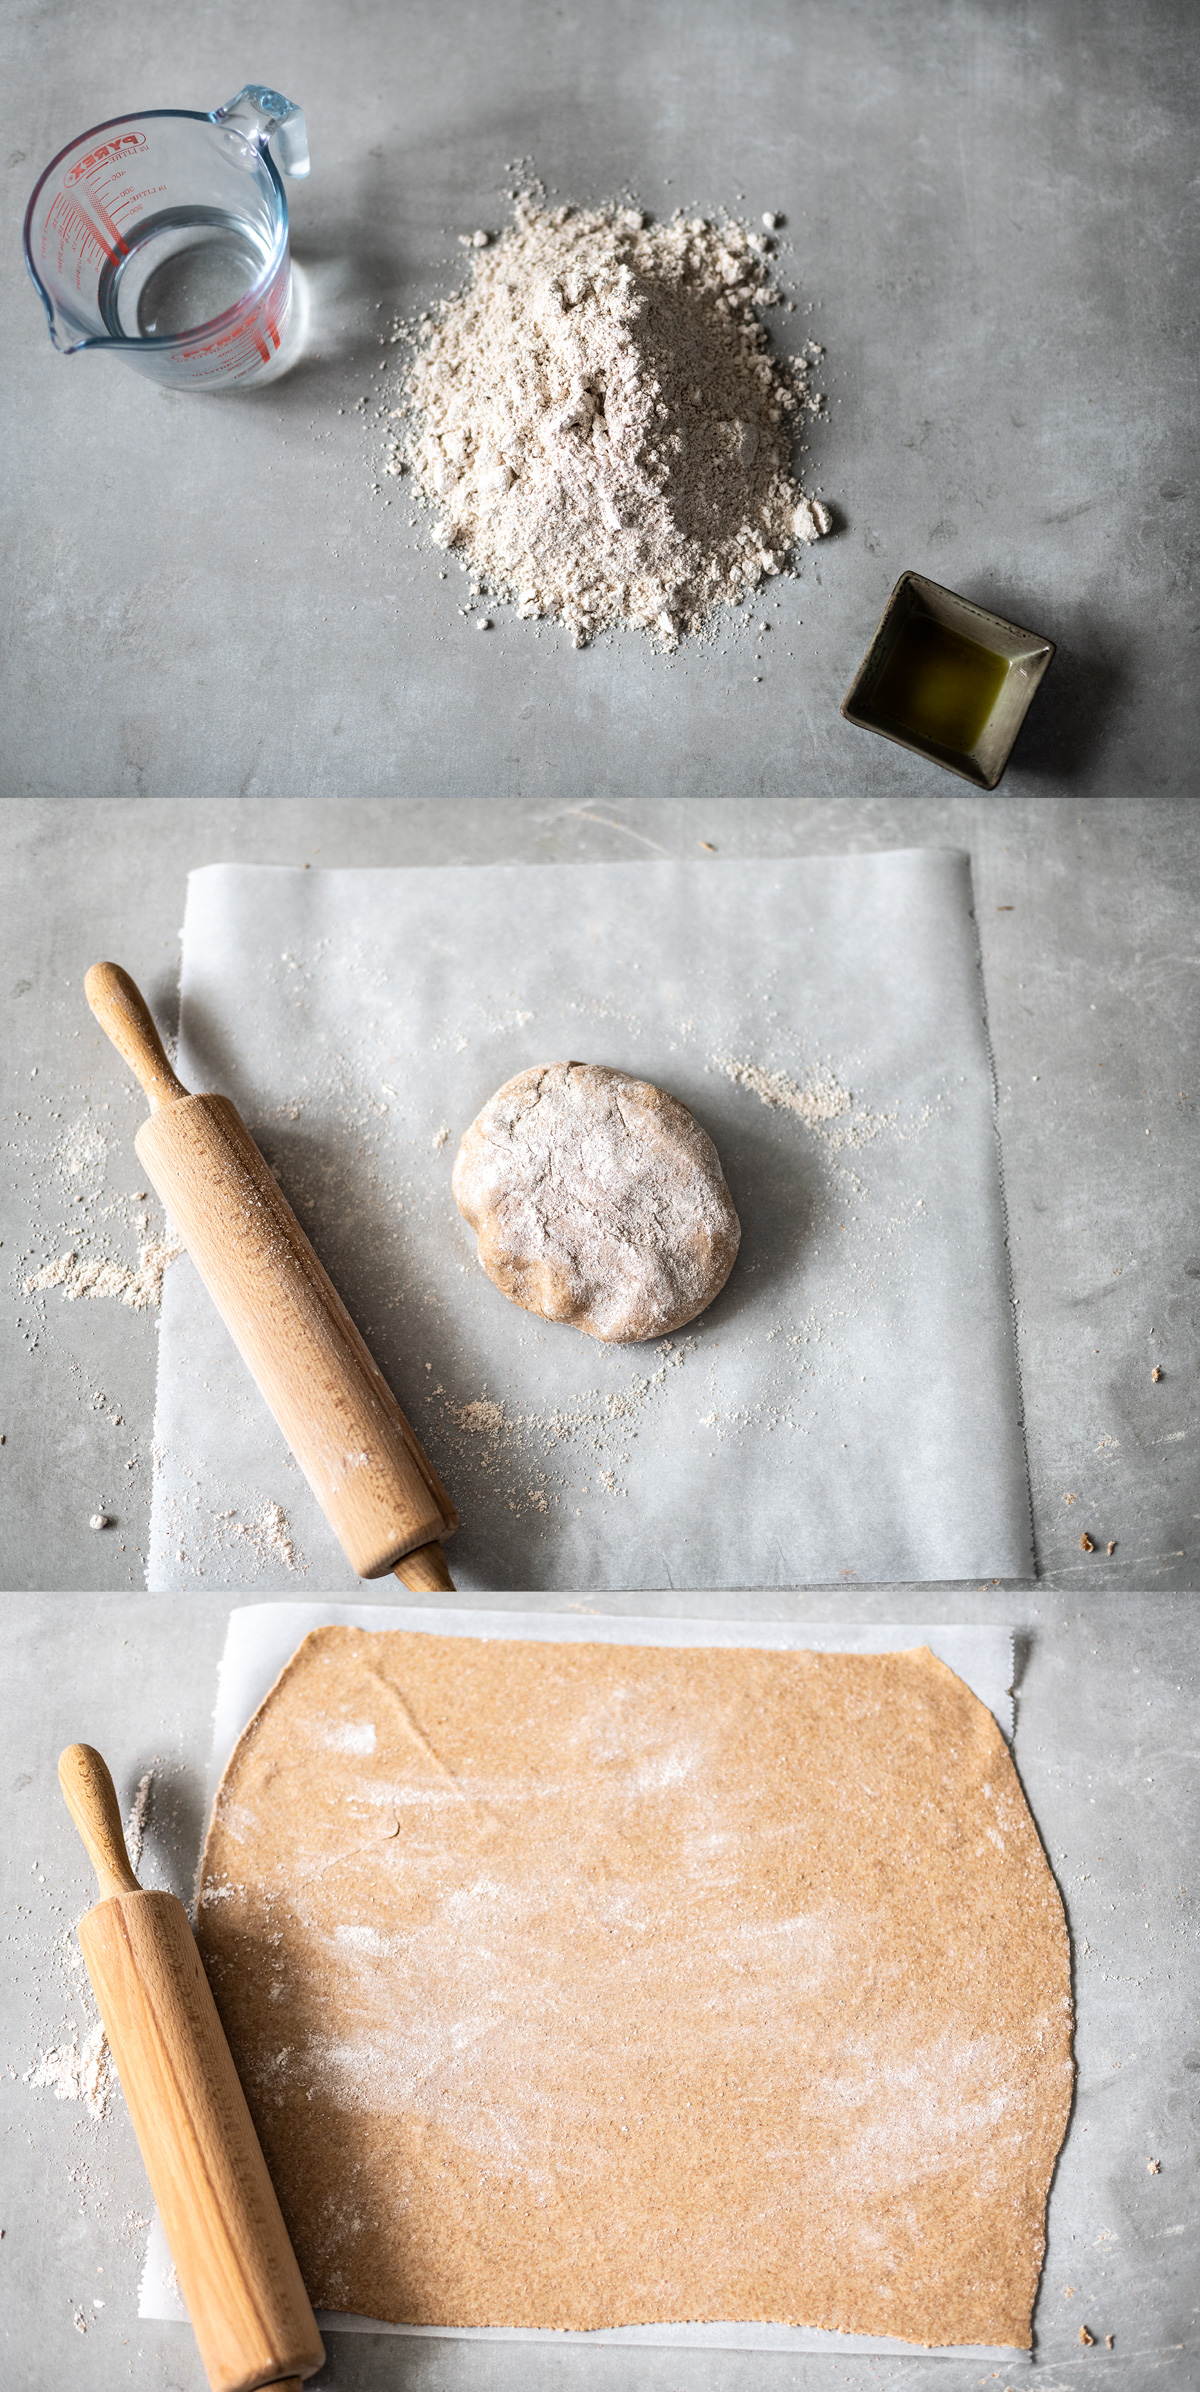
[394,195,831,646]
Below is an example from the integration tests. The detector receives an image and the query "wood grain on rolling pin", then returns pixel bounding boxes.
[83,961,457,1584]
[61,1745,323,2392]
[136,1094,456,1577]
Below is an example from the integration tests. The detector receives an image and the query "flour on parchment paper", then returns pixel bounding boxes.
[711,1051,932,1155]
[154,1457,306,1585]
[437,1337,696,1510]
[437,1043,936,1513]
[236,938,942,1540]
[123,1770,154,1874]
[388,192,831,647]
[224,1501,302,1573]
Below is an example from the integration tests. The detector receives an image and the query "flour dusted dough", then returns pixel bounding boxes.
[197,1631,1074,2345]
[452,1062,740,1341]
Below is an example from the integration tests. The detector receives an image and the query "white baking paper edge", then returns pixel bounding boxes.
[140,1602,1028,2362]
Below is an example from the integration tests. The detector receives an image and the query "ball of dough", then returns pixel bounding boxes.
[452,1062,741,1343]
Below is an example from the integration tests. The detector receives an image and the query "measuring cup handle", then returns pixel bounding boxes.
[211,86,310,178]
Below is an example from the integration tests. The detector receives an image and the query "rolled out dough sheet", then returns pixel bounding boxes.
[148,852,1032,1590]
[141,1605,1067,2360]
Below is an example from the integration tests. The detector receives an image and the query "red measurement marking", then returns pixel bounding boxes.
[74,206,122,267]
[80,177,131,261]
[111,182,167,221]
[47,189,117,271]
[65,131,147,185]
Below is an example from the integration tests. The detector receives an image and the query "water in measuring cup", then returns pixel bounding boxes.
[98,207,272,341]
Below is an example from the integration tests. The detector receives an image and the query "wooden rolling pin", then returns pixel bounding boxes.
[85,961,457,1591]
[61,1743,324,2392]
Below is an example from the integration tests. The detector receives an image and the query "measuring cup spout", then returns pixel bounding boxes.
[212,85,310,178]
[42,295,88,355]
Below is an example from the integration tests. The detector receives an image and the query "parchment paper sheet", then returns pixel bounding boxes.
[140,1603,1025,2361]
[147,853,1031,1591]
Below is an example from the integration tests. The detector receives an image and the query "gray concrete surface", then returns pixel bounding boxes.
[3,1589,1197,2390]
[3,794,1197,1596]
[2,0,1196,806]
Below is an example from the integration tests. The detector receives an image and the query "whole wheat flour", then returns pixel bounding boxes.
[197,1629,1072,2345]
[452,1063,741,1341]
[24,2017,111,2121]
[394,194,831,646]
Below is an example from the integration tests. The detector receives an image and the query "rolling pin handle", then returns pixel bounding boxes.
[394,1539,456,1594]
[84,961,190,1113]
[59,1744,141,1900]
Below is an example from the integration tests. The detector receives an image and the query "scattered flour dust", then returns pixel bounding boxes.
[712,1052,932,1156]
[24,1234,182,1311]
[16,1101,182,1316]
[441,1338,694,1511]
[11,1088,185,1553]
[157,1452,307,1581]
[124,1771,154,1874]
[25,2019,112,2121]
[455,1397,508,1442]
[714,1054,852,1130]
[21,1802,155,2296]
[231,1501,301,1571]
[22,1775,157,2127]
[391,191,831,647]
[217,1502,303,1575]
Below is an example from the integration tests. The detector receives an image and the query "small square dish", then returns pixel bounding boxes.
[841,572,1055,787]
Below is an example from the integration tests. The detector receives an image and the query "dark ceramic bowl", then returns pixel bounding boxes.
[842,571,1055,788]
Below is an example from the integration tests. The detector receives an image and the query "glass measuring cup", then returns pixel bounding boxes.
[23,85,309,391]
